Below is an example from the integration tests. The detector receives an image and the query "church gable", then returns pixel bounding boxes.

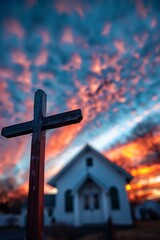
[48,144,132,188]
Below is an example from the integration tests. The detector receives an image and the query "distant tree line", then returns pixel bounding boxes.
[0,177,23,214]
[131,115,160,161]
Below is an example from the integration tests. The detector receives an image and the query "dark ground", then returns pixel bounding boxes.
[0,228,24,240]
[0,221,160,240]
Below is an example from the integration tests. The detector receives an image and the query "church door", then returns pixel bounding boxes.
[79,181,103,224]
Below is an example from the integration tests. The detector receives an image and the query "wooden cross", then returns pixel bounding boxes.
[1,89,83,240]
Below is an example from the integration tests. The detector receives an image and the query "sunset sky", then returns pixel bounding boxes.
[0,0,160,203]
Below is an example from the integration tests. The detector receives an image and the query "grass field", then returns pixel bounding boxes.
[116,221,160,240]
[44,220,160,240]
[0,221,159,240]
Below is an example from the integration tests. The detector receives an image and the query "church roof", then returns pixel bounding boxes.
[48,144,133,185]
[72,172,109,194]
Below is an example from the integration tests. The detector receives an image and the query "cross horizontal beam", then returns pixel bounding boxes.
[1,109,83,138]
[1,121,33,138]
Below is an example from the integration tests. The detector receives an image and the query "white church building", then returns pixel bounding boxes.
[48,144,133,226]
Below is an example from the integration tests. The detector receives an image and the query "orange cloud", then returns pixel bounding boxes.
[38,72,55,82]
[136,0,148,18]
[150,19,157,28]
[54,0,83,17]
[102,23,111,36]
[61,53,82,71]
[4,18,25,38]
[114,40,126,54]
[35,49,48,66]
[90,55,102,74]
[38,29,51,44]
[0,81,14,115]
[104,133,160,202]
[0,68,14,79]
[11,51,31,69]
[46,122,84,160]
[0,137,28,176]
[61,27,74,44]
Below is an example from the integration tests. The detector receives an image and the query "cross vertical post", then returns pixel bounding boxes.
[26,90,46,240]
[1,89,83,240]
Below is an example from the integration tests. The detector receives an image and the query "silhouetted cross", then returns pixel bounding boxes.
[1,89,83,240]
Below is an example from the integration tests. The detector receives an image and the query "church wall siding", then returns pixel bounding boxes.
[53,151,88,224]
[86,151,133,225]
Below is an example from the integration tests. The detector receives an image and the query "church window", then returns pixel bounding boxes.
[109,187,120,210]
[84,195,90,209]
[48,208,53,217]
[86,157,93,167]
[65,190,74,212]
[93,193,99,209]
